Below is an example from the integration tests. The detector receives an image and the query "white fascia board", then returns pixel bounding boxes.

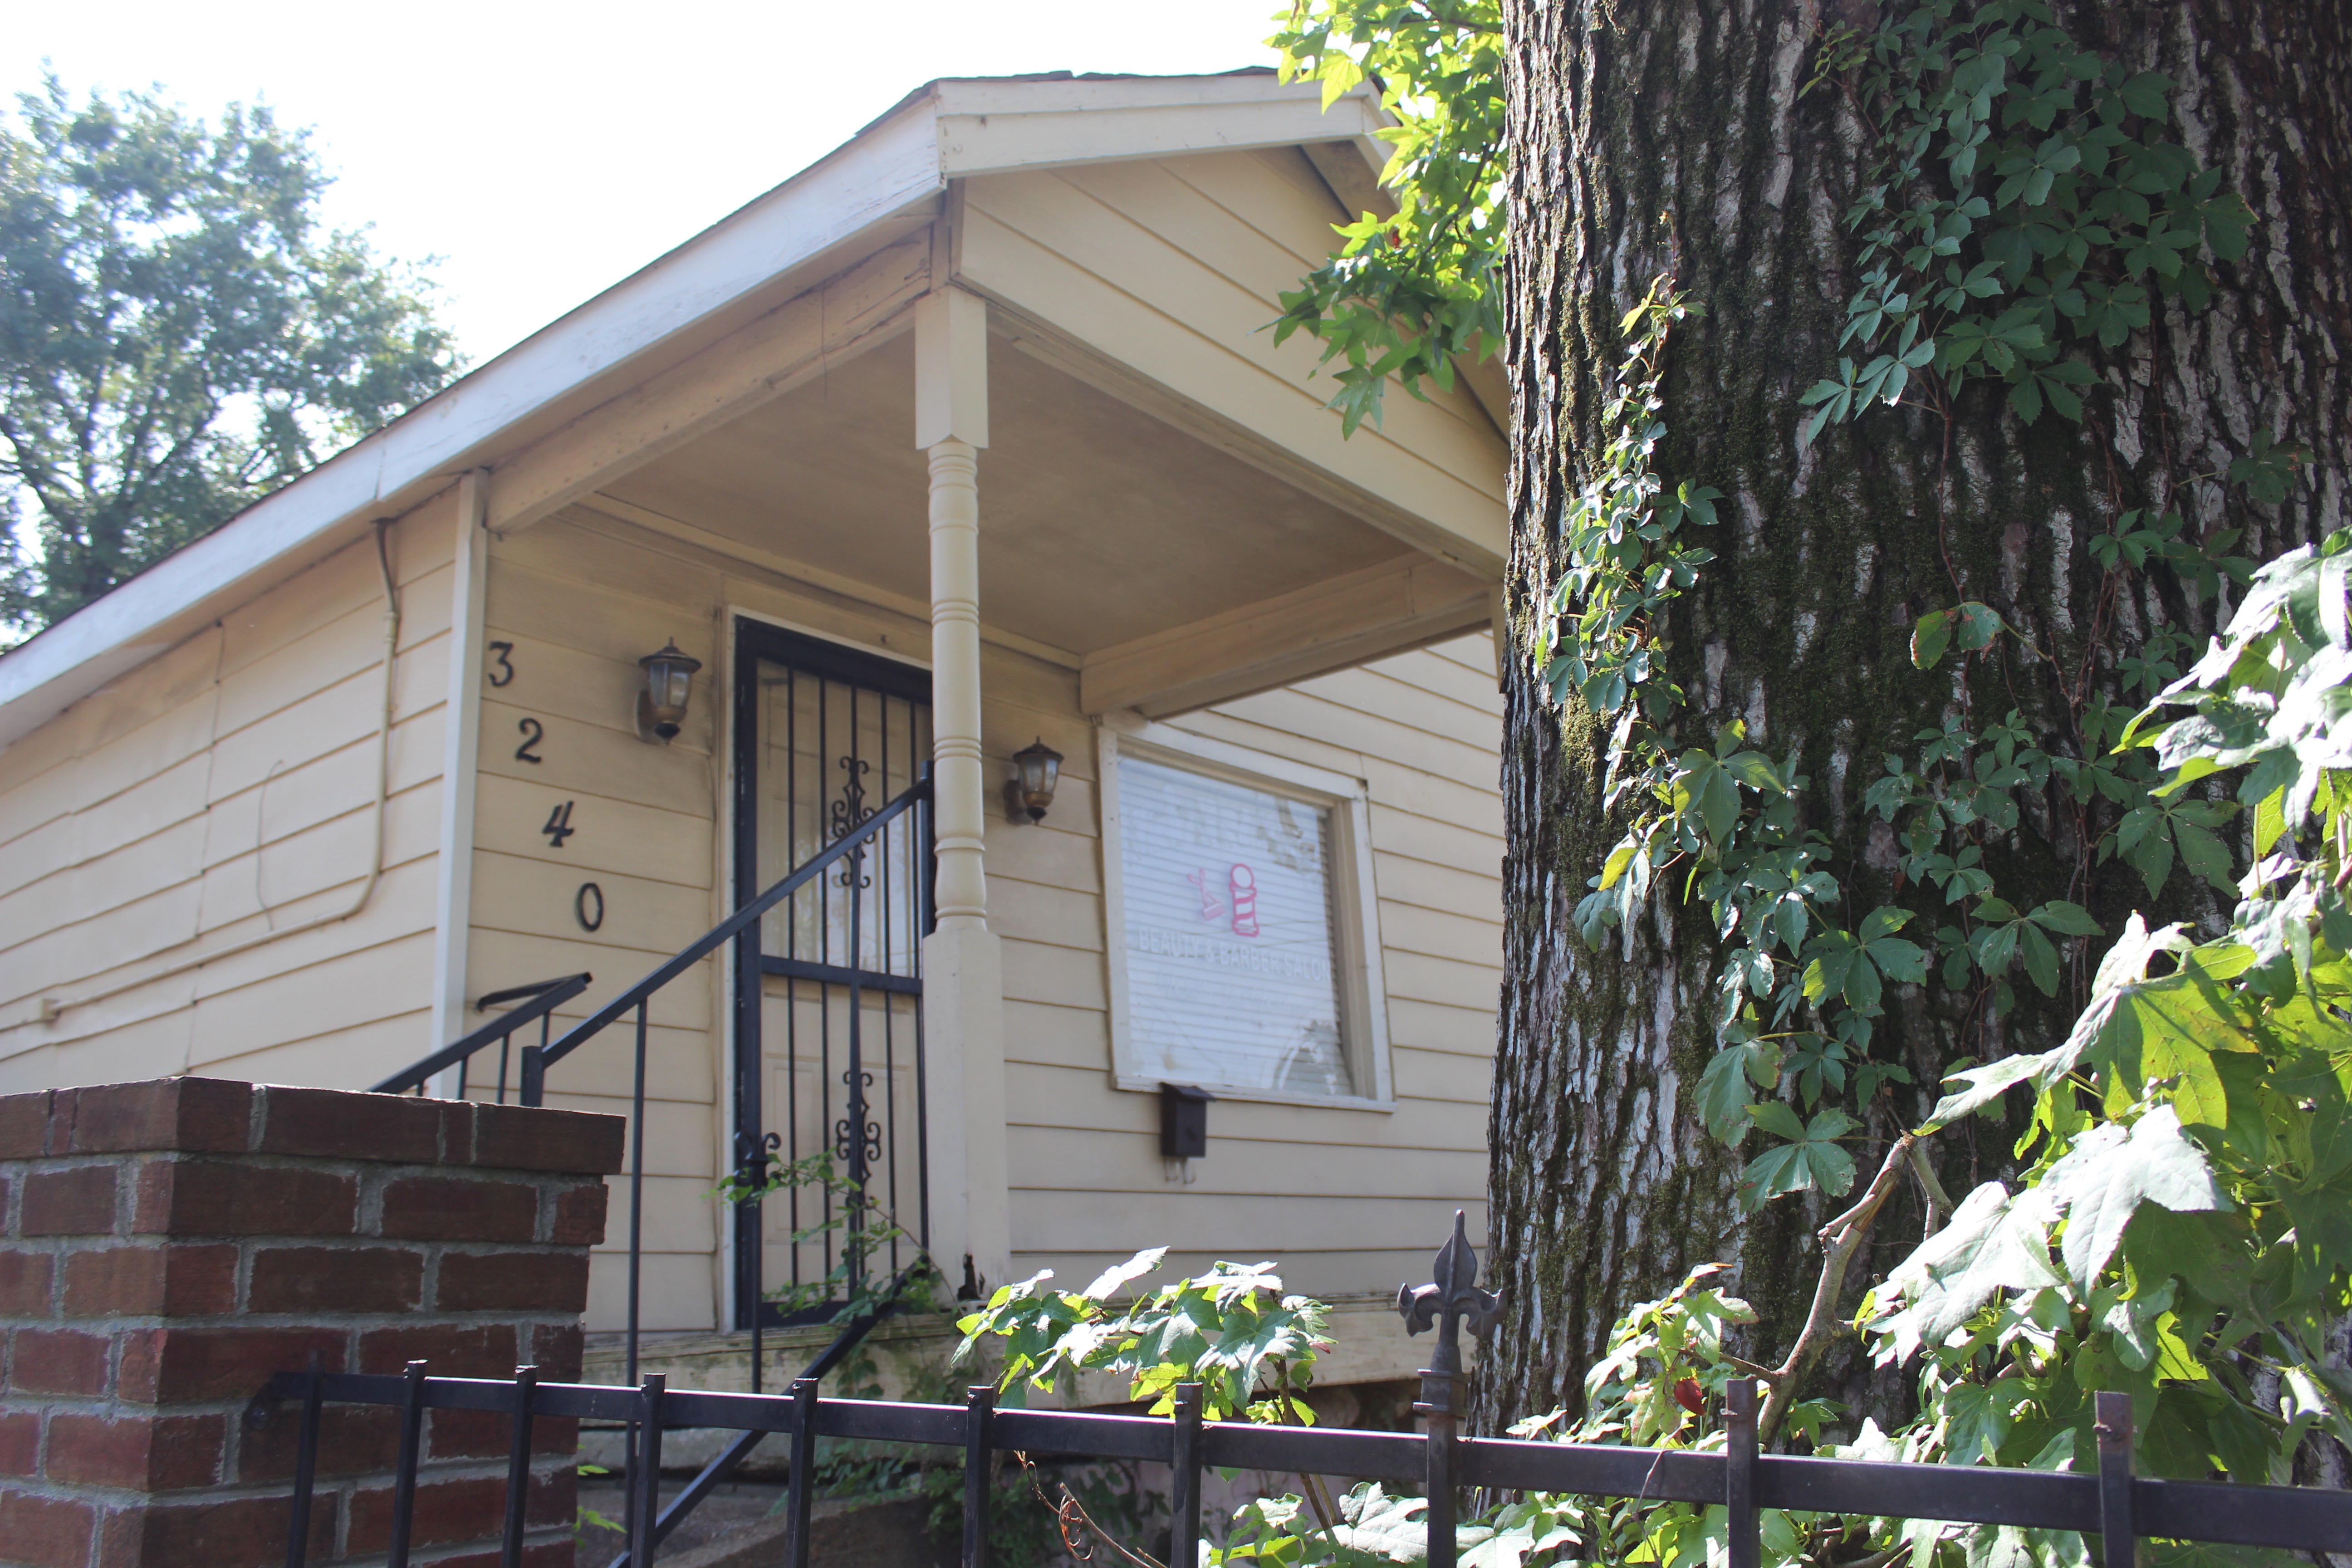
[936,75,1386,179]
[0,71,1380,751]
[0,99,946,750]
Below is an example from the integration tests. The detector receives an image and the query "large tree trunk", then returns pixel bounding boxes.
[1482,0,2352,1432]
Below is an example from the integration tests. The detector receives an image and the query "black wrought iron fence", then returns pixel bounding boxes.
[264,1216,2352,1568]
[265,1361,2352,1568]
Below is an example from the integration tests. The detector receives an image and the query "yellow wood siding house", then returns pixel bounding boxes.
[0,70,1505,1393]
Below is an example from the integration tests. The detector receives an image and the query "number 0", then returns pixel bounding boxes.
[575,882,604,931]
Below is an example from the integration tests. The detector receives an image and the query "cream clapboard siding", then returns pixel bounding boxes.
[959,147,1507,571]
[1001,635,1500,1301]
[0,490,462,1091]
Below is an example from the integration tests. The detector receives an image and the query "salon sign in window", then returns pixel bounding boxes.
[1118,756,1352,1097]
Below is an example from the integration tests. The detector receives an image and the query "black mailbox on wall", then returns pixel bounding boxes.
[1159,1083,1214,1160]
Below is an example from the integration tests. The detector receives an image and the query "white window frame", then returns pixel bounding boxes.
[1097,720,1393,1111]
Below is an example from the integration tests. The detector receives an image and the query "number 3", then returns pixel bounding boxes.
[486,641,516,687]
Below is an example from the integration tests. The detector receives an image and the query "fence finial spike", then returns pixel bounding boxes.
[1400,1210,1503,1343]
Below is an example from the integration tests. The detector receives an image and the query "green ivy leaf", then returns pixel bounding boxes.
[2038,1107,2230,1286]
[1912,609,1955,668]
[1736,1107,1859,1209]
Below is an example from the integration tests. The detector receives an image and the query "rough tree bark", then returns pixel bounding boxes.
[1482,0,2352,1432]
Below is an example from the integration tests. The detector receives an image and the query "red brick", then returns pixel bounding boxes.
[529,1322,584,1381]
[0,1487,96,1568]
[358,1323,515,1378]
[382,1175,539,1242]
[98,1492,324,1568]
[551,1181,609,1245]
[470,1102,625,1176]
[426,1406,510,1460]
[257,1084,444,1163]
[436,1251,589,1313]
[249,1245,422,1313]
[0,1250,52,1314]
[0,1093,50,1159]
[66,1079,251,1157]
[22,1165,118,1235]
[48,1411,225,1490]
[0,1411,36,1475]
[239,1402,399,1483]
[132,1160,355,1238]
[116,1326,343,1403]
[61,1243,237,1317]
[529,1463,578,1528]
[11,1326,111,1395]
[347,1475,505,1553]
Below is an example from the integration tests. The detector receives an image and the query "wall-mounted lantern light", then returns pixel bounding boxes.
[1004,737,1065,824]
[636,640,702,743]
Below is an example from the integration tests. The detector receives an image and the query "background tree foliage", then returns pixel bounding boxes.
[0,76,461,639]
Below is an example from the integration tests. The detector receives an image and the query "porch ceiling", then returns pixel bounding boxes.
[597,333,1429,660]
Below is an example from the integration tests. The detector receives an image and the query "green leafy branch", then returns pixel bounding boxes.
[1270,0,1506,433]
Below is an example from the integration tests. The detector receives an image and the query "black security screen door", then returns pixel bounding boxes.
[730,618,932,1331]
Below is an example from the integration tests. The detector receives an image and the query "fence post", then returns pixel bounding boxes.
[964,1384,997,1568]
[784,1377,820,1568]
[628,1375,666,1568]
[1725,1378,1759,1568]
[1419,1353,1458,1568]
[282,1350,325,1568]
[500,1365,537,1568]
[387,1360,430,1568]
[519,1043,547,1106]
[2095,1390,2135,1568]
[1170,1382,1204,1568]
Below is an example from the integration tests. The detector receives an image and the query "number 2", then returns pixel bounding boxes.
[542,801,577,848]
[514,717,544,763]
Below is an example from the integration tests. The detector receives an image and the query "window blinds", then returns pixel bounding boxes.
[1118,756,1351,1097]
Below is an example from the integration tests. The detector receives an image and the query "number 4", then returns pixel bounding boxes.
[542,801,577,848]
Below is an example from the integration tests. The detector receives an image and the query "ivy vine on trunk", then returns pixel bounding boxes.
[1480,0,2349,1432]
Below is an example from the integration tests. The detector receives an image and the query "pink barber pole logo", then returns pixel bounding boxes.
[1181,864,1262,937]
[1227,864,1259,937]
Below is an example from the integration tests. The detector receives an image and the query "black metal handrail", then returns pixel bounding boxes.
[266,1363,2352,1568]
[505,774,930,1389]
[369,974,593,1098]
[519,775,930,1099]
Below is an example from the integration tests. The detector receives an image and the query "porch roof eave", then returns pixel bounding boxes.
[0,70,1391,751]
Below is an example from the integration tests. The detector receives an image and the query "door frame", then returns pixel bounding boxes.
[728,615,933,1332]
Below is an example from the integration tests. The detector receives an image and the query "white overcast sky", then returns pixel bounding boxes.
[18,0,1293,364]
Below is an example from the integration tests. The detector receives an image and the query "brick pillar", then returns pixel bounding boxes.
[0,1078,622,1568]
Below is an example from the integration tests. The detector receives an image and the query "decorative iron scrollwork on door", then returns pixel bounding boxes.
[830,755,876,889]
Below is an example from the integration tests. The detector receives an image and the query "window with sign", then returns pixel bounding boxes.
[1113,753,1361,1098]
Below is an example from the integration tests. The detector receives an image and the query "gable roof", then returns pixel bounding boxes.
[0,69,1389,748]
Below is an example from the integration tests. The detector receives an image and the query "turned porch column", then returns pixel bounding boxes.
[916,284,1012,1295]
